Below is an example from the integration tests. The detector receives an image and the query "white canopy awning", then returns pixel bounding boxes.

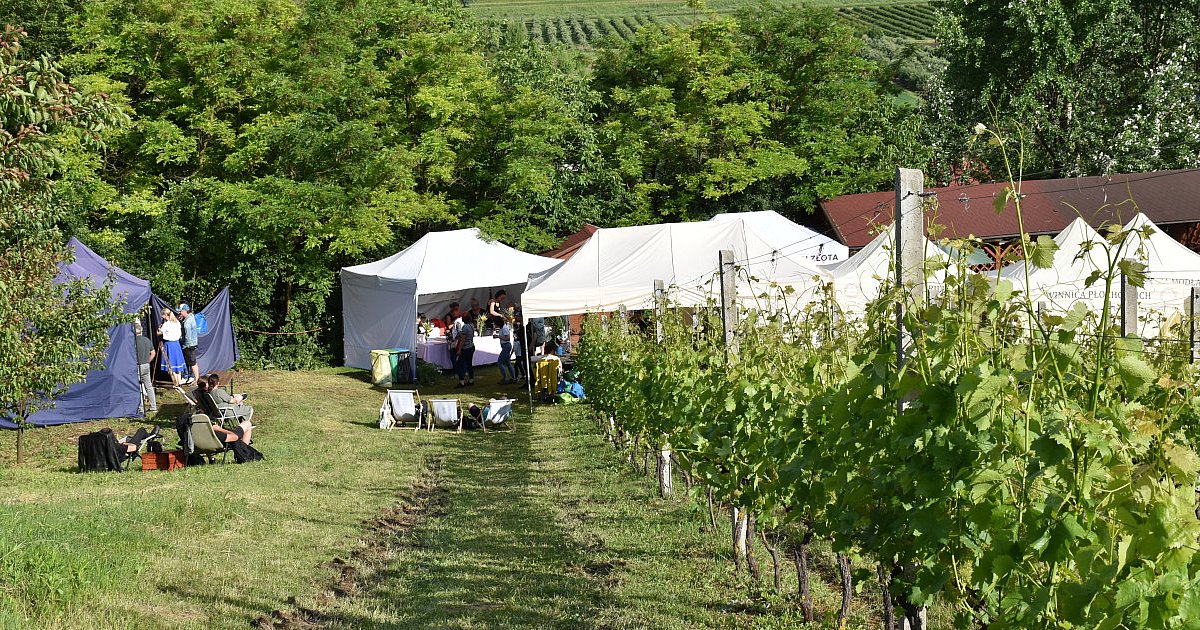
[341,228,561,369]
[998,217,1113,313]
[521,220,830,320]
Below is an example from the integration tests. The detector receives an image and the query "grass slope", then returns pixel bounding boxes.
[2,367,905,628]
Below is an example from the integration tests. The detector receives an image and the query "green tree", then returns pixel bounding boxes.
[937,0,1200,177]
[0,27,128,463]
[591,3,926,223]
[66,0,504,367]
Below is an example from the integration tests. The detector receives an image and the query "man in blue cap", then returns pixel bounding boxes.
[179,303,200,385]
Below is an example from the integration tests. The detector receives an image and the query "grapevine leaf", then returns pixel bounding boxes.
[1061,302,1088,331]
[993,187,1009,215]
[1118,258,1148,287]
[1028,235,1059,269]
[1116,354,1156,396]
[993,279,1013,302]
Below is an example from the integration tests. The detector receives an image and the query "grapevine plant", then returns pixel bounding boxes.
[577,214,1200,628]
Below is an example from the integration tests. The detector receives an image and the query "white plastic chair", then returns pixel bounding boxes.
[482,398,514,432]
[429,398,463,433]
[379,390,423,431]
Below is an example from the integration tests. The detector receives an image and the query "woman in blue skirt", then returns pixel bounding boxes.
[159,307,186,388]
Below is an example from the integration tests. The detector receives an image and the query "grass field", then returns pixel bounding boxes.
[466,0,939,47]
[1,366,915,628]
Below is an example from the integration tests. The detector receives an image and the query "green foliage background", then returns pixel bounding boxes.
[4,0,924,368]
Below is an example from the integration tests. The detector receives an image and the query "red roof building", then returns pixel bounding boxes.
[818,170,1200,256]
[541,224,600,260]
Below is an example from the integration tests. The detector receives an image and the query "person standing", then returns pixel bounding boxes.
[496,316,514,384]
[454,316,476,388]
[159,307,186,388]
[179,303,200,385]
[134,322,157,413]
[488,290,507,328]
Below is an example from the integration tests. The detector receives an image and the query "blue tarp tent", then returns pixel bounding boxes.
[1,240,242,429]
[4,238,153,428]
[150,287,240,376]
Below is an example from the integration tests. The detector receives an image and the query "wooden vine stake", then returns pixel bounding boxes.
[718,249,749,568]
[654,279,673,497]
[894,167,927,630]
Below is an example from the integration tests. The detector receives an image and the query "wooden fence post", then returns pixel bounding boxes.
[894,167,928,630]
[1121,274,1137,337]
[653,279,673,497]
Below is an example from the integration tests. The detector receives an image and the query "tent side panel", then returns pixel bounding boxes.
[194,286,238,372]
[342,272,416,369]
[18,322,144,428]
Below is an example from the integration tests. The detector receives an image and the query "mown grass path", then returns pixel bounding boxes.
[304,399,877,629]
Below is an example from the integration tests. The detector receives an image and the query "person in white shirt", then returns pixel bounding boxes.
[158,308,186,388]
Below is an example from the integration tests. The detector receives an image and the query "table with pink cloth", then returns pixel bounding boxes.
[416,335,504,369]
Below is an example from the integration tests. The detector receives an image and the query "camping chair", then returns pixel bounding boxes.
[379,390,426,431]
[482,398,515,432]
[188,414,232,464]
[428,398,463,433]
[197,389,250,427]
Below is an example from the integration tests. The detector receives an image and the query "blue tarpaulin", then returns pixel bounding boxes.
[150,287,240,375]
[5,238,153,428]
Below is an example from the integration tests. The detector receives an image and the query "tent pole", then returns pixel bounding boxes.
[524,316,533,413]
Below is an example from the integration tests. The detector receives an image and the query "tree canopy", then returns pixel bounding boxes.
[937,0,1200,177]
[5,0,929,367]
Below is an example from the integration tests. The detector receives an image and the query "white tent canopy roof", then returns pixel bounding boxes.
[341,228,561,369]
[343,228,561,295]
[1121,213,1200,324]
[521,220,830,319]
[820,226,949,315]
[709,210,848,264]
[997,217,1111,312]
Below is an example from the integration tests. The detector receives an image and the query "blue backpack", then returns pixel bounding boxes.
[194,312,208,334]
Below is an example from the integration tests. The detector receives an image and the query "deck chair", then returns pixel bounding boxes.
[482,398,515,432]
[428,398,463,433]
[188,414,232,464]
[379,390,425,431]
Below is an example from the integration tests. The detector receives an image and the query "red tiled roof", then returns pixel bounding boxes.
[819,169,1200,248]
[541,224,600,260]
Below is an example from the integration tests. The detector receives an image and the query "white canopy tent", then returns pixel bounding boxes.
[521,220,830,320]
[341,228,561,371]
[998,217,1113,314]
[820,226,950,317]
[709,210,849,264]
[1121,213,1200,328]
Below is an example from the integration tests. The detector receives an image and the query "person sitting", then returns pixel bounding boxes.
[112,426,161,454]
[204,373,253,422]
[195,379,254,444]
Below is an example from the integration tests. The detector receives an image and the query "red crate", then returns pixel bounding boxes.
[142,450,185,471]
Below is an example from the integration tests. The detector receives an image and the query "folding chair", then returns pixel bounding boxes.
[482,398,515,432]
[188,414,232,464]
[428,399,463,433]
[379,390,425,431]
[196,389,251,427]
